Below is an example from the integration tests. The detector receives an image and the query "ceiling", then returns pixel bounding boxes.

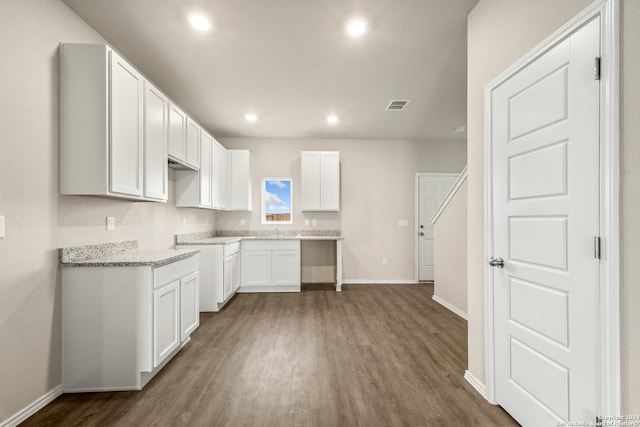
[62,0,477,141]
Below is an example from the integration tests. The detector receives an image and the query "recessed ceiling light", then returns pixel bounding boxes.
[189,14,211,32]
[346,18,367,37]
[245,113,257,122]
[326,115,339,124]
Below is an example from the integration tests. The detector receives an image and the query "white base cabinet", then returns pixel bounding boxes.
[62,255,199,392]
[176,242,240,312]
[239,240,301,292]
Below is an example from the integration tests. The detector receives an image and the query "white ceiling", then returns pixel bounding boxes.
[62,0,477,141]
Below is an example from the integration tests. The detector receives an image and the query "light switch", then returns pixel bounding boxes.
[0,216,5,239]
[305,219,310,226]
[399,219,409,227]
[182,217,187,228]
[106,216,115,232]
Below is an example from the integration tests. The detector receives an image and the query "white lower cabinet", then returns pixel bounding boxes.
[240,240,301,292]
[176,242,240,312]
[62,255,199,392]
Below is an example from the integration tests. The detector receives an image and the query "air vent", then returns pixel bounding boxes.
[385,99,411,111]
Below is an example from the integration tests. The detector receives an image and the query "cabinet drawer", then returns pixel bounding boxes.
[242,239,300,251]
[153,255,199,289]
[223,242,240,257]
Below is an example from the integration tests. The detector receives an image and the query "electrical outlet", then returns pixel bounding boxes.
[106,216,115,232]
[240,219,246,226]
[311,219,317,226]
[305,218,310,226]
[382,258,388,266]
[182,217,187,228]
[0,216,5,239]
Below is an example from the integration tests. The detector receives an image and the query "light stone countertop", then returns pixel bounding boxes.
[177,235,344,246]
[59,240,200,267]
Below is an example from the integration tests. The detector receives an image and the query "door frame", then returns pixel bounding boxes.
[414,172,460,282]
[483,0,620,416]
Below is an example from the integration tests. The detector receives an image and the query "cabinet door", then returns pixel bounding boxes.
[272,250,301,286]
[143,82,168,201]
[180,272,199,341]
[153,281,180,367]
[223,255,234,300]
[321,152,340,210]
[241,250,271,286]
[211,141,223,209]
[229,150,251,211]
[301,152,321,210]
[199,133,212,207]
[109,50,143,197]
[168,104,186,161]
[186,118,200,169]
[232,252,241,291]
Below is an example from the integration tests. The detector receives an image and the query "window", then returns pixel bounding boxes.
[262,178,293,224]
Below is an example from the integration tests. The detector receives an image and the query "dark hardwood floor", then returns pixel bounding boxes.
[23,284,518,426]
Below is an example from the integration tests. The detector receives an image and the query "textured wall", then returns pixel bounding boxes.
[0,0,215,422]
[217,137,466,282]
[434,179,467,314]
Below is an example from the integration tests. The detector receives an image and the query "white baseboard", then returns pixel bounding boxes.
[1,385,63,427]
[464,370,496,405]
[342,279,419,285]
[432,295,468,320]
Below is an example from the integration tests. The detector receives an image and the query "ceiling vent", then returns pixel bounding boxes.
[385,99,411,111]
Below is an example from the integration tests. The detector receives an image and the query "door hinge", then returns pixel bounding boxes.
[594,56,601,80]
[594,236,601,260]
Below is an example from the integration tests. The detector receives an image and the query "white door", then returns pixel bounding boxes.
[168,103,186,162]
[180,272,199,341]
[109,50,143,197]
[153,281,180,367]
[489,18,600,426]
[143,82,168,201]
[223,255,234,299]
[417,174,457,280]
[186,118,200,169]
[272,250,301,286]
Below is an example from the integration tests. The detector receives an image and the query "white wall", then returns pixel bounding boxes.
[0,0,215,422]
[433,179,467,315]
[218,137,467,282]
[467,0,640,414]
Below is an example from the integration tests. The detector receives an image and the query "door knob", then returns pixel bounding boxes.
[419,232,425,236]
[488,257,504,268]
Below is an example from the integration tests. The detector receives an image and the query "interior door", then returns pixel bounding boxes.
[418,174,457,281]
[489,18,600,425]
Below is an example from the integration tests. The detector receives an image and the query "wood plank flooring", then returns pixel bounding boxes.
[22,284,518,426]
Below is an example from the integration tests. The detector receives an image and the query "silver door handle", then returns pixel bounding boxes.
[419,232,424,236]
[488,257,504,268]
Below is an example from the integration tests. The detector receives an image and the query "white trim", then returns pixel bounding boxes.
[432,295,468,320]
[464,370,495,405]
[483,0,620,416]
[414,172,461,282]
[431,165,468,225]
[1,385,63,427]
[342,279,419,285]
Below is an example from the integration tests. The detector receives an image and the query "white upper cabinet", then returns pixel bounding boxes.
[185,118,201,170]
[60,44,165,201]
[199,132,212,208]
[228,150,252,211]
[143,82,169,201]
[211,139,226,210]
[168,103,187,164]
[301,151,340,211]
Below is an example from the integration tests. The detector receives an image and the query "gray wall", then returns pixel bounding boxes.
[467,0,639,414]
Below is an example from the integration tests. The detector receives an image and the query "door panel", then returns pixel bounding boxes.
[490,18,600,425]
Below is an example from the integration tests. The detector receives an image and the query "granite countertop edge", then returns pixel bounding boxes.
[60,248,201,268]
[177,235,344,245]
